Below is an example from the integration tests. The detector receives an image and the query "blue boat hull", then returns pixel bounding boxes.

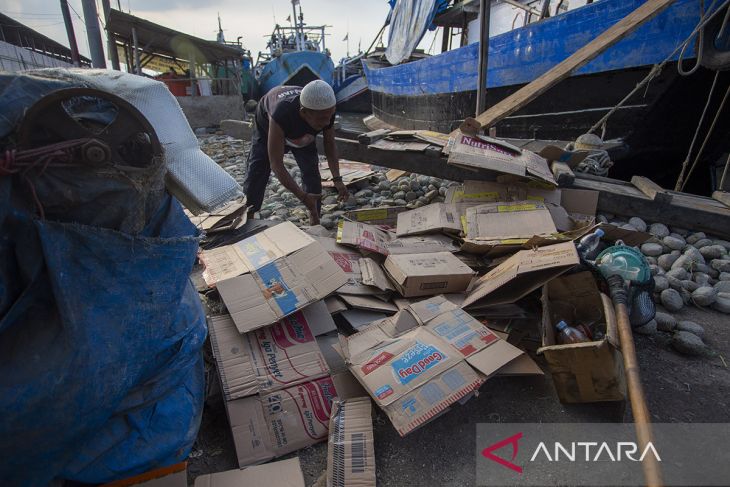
[257,51,335,96]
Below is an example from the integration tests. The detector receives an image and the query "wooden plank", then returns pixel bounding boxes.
[712,191,730,207]
[631,176,673,205]
[550,161,575,187]
[453,0,675,135]
[357,128,390,145]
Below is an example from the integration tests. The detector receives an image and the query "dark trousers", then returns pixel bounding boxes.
[242,126,322,213]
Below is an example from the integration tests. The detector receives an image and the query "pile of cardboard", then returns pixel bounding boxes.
[195,148,652,479]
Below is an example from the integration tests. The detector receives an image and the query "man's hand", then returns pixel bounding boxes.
[301,192,321,225]
[334,181,349,202]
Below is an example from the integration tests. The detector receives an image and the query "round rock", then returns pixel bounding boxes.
[392,191,406,200]
[700,245,727,260]
[693,272,711,286]
[692,286,716,307]
[712,292,730,313]
[654,311,676,332]
[628,217,647,232]
[653,275,669,292]
[660,288,684,312]
[692,238,713,249]
[686,232,706,245]
[663,236,686,250]
[666,268,688,280]
[714,281,730,293]
[641,242,663,257]
[394,199,407,206]
[405,191,418,202]
[683,246,705,265]
[648,223,670,238]
[671,331,706,356]
[658,253,680,271]
[711,259,730,273]
[634,319,657,335]
[677,320,705,339]
[681,280,700,292]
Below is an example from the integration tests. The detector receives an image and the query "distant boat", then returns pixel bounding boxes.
[254,2,334,96]
[364,0,730,189]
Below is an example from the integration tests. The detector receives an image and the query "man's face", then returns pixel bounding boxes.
[300,107,335,131]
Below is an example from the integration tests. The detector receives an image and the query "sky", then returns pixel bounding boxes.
[2,0,445,67]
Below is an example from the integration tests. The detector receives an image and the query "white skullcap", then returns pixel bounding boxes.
[300,79,336,110]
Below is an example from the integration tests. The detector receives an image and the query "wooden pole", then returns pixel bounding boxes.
[59,0,81,67]
[441,26,450,53]
[476,0,490,116]
[609,277,663,487]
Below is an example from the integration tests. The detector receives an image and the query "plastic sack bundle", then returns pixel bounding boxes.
[0,74,207,486]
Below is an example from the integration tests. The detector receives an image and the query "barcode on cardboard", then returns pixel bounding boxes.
[445,212,454,223]
[420,281,447,290]
[351,432,367,473]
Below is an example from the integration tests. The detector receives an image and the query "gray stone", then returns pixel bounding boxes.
[666,268,689,280]
[686,232,707,244]
[694,262,712,274]
[691,286,717,307]
[393,191,406,200]
[425,190,439,201]
[405,191,418,202]
[714,281,730,293]
[693,272,711,286]
[629,217,647,232]
[654,312,677,332]
[700,245,727,260]
[711,259,730,273]
[658,252,681,271]
[380,199,395,206]
[713,292,730,313]
[379,190,392,198]
[660,288,683,312]
[355,189,373,198]
[683,246,705,265]
[620,224,638,231]
[259,209,272,218]
[438,187,447,196]
[418,175,430,185]
[667,275,683,291]
[648,223,670,238]
[713,239,730,250]
[663,236,686,250]
[681,280,700,292]
[646,257,658,266]
[693,238,714,249]
[677,320,705,339]
[378,181,391,191]
[322,195,338,205]
[671,255,694,272]
[680,287,692,305]
[320,217,335,230]
[720,272,730,281]
[671,227,690,237]
[356,198,369,206]
[641,243,664,257]
[653,275,669,292]
[671,331,707,356]
[410,180,421,191]
[634,319,657,335]
[394,199,407,206]
[597,214,609,224]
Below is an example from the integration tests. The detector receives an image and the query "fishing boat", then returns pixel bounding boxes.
[254,2,334,96]
[364,0,730,189]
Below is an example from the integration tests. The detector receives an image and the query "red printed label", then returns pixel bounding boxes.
[361,351,395,375]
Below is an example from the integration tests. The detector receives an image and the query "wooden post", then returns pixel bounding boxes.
[441,26,450,53]
[631,176,673,205]
[476,0,490,116]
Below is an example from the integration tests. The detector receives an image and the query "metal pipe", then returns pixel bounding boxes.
[291,1,301,50]
[502,0,542,17]
[476,0,490,116]
[59,0,81,67]
[100,0,120,70]
[132,26,140,74]
[80,0,107,68]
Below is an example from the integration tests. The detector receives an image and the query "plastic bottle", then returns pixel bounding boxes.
[555,320,590,344]
[576,228,605,260]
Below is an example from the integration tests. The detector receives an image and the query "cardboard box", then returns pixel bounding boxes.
[359,257,395,292]
[461,200,558,254]
[186,197,248,234]
[315,237,386,296]
[194,457,305,487]
[446,132,557,186]
[463,242,579,310]
[537,272,626,403]
[343,206,409,228]
[445,181,509,204]
[337,220,459,256]
[226,373,360,467]
[201,222,348,333]
[327,397,376,487]
[340,296,524,435]
[395,203,462,237]
[383,252,475,298]
[208,309,331,401]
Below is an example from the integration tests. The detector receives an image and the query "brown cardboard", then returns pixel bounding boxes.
[226,376,340,466]
[341,309,389,330]
[340,296,523,435]
[359,258,395,292]
[339,294,399,314]
[343,206,409,228]
[315,237,386,296]
[447,132,557,185]
[201,222,348,333]
[537,272,626,403]
[337,220,459,256]
[208,311,330,401]
[193,458,305,487]
[395,203,462,237]
[325,295,348,315]
[326,397,376,487]
[495,353,544,376]
[446,181,509,204]
[463,242,580,309]
[383,252,475,298]
[186,197,248,234]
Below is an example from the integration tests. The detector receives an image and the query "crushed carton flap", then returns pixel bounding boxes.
[464,200,557,243]
[383,252,475,298]
[193,458,305,487]
[343,206,409,228]
[186,197,248,234]
[226,376,340,467]
[315,237,386,296]
[337,221,459,256]
[446,181,509,204]
[339,294,399,314]
[202,222,348,333]
[463,242,579,309]
[327,397,376,487]
[359,257,395,292]
[395,203,462,237]
[208,311,330,401]
[447,132,557,186]
[340,296,523,435]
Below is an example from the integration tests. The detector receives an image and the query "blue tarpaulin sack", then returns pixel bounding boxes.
[0,73,207,486]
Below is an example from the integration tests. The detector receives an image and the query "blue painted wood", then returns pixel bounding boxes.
[364,0,702,96]
[257,50,335,94]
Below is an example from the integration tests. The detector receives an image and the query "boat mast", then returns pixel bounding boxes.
[291,0,301,51]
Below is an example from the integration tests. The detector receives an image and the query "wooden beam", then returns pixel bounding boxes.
[452,0,675,135]
[631,175,673,205]
[712,191,730,207]
[550,161,575,187]
[358,129,390,145]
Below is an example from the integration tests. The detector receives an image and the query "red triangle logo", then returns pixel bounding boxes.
[481,432,524,474]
